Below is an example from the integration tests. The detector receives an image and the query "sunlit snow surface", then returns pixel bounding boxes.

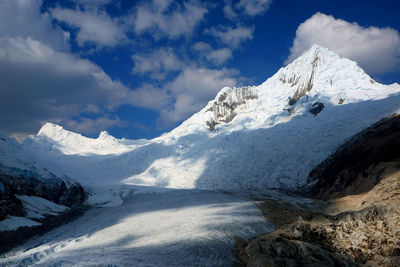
[1,188,273,266]
[22,45,400,191]
[2,45,400,265]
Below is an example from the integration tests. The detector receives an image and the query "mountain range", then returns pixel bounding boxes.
[1,44,399,266]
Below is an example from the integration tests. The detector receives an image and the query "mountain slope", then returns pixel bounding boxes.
[306,113,400,198]
[237,114,400,267]
[22,44,400,191]
[1,44,400,265]
[0,133,85,249]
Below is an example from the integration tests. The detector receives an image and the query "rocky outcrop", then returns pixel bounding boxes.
[283,52,319,107]
[306,113,400,198]
[309,102,325,116]
[206,86,257,131]
[0,172,85,221]
[0,168,86,254]
[236,114,400,266]
[238,185,400,266]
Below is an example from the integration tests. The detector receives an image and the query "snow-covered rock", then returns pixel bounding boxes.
[22,44,400,191]
[0,133,85,224]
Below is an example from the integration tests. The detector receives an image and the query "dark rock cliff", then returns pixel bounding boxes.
[236,114,400,267]
[306,113,400,198]
[0,171,85,221]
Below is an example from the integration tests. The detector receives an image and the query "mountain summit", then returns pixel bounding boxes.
[171,44,398,135]
[23,45,400,190]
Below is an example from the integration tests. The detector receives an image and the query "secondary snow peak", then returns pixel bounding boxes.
[38,122,65,139]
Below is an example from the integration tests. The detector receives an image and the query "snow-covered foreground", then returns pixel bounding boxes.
[1,188,274,266]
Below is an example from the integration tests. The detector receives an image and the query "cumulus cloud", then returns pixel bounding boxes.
[132,48,184,79]
[63,115,126,135]
[0,0,68,51]
[0,0,248,137]
[206,48,233,65]
[127,84,170,111]
[0,36,129,136]
[287,12,400,74]
[160,67,238,125]
[71,0,112,6]
[127,67,239,127]
[206,25,254,48]
[223,0,272,19]
[191,41,212,52]
[223,0,238,20]
[0,0,131,137]
[191,42,232,66]
[51,7,126,48]
[236,0,272,16]
[130,0,207,39]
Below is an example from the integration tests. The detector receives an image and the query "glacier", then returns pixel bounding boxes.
[22,44,400,191]
[1,44,400,266]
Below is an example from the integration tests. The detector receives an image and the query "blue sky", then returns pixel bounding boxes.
[1,0,399,140]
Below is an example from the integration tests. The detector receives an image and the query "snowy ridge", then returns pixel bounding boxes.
[169,44,398,136]
[0,132,65,181]
[22,44,400,190]
[28,122,148,155]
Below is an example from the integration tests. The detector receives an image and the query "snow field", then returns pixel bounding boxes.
[1,189,273,266]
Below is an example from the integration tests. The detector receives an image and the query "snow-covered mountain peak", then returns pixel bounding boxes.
[38,122,67,140]
[26,122,147,156]
[275,43,377,93]
[298,43,338,60]
[18,45,400,190]
[170,44,398,136]
[271,43,371,95]
[98,131,113,140]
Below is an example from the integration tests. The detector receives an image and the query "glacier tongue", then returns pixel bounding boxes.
[22,44,400,191]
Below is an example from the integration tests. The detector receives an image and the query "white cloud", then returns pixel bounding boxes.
[51,7,126,48]
[71,0,112,6]
[63,115,126,135]
[0,1,138,137]
[0,36,130,136]
[127,84,170,111]
[206,48,233,65]
[160,67,238,125]
[191,42,232,66]
[127,67,239,127]
[192,41,212,52]
[287,12,400,74]
[130,0,207,39]
[236,0,272,16]
[0,0,252,137]
[206,25,254,48]
[223,0,238,20]
[132,48,184,79]
[0,0,68,51]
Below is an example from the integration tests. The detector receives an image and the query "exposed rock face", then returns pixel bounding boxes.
[309,102,325,116]
[0,171,86,254]
[306,113,400,198]
[0,133,86,221]
[0,172,85,221]
[236,114,400,266]
[283,51,319,107]
[206,86,257,131]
